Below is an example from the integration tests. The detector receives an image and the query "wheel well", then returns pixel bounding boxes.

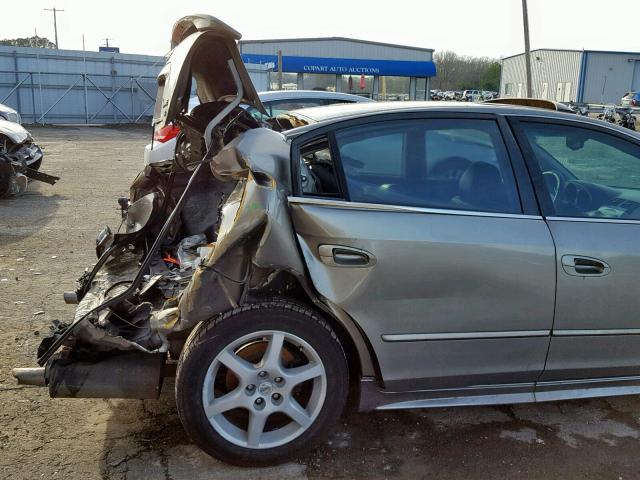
[169,270,381,395]
[249,271,379,389]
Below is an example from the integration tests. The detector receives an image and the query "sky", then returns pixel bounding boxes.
[4,0,637,59]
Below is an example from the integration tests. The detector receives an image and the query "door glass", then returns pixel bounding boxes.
[521,122,640,220]
[298,137,342,197]
[335,119,521,213]
[269,72,298,90]
[269,99,325,117]
[302,73,336,92]
[341,75,373,98]
[415,78,427,101]
[379,76,411,101]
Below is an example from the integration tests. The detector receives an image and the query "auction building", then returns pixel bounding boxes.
[500,49,640,104]
[239,37,436,101]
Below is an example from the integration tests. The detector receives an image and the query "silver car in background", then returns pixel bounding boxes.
[144,90,373,166]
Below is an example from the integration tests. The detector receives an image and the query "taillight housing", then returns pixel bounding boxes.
[632,99,638,107]
[153,124,180,143]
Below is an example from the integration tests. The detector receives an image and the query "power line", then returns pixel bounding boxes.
[44,7,64,49]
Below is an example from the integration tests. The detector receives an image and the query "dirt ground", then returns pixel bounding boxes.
[2,126,640,479]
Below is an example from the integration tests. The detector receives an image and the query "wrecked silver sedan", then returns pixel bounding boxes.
[15,13,640,467]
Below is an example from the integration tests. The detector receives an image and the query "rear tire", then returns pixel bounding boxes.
[175,299,349,466]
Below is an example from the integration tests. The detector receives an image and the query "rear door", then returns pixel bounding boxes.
[289,114,556,392]
[513,118,640,382]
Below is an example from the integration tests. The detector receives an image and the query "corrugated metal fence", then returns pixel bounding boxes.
[0,45,164,124]
[0,45,273,125]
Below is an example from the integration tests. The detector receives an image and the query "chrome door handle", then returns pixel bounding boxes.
[561,255,610,276]
[333,249,369,266]
[318,245,376,267]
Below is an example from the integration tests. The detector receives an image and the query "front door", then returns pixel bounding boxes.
[515,119,640,381]
[290,115,556,391]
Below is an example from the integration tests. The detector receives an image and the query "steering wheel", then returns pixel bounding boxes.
[430,156,472,181]
[542,171,561,202]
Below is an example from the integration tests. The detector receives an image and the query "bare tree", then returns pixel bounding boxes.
[433,51,500,91]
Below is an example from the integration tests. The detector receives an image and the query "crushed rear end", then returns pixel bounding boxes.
[13,15,309,399]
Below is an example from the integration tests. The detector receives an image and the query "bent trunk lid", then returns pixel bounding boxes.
[152,14,265,129]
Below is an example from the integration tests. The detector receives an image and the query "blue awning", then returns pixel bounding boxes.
[241,53,436,77]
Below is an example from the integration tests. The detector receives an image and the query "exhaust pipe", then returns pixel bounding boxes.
[13,353,164,399]
[12,367,46,386]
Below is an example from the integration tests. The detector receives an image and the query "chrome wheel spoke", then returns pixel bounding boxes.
[261,332,285,370]
[204,388,243,418]
[282,397,313,428]
[247,411,269,448]
[218,348,256,382]
[283,362,324,387]
[202,329,327,449]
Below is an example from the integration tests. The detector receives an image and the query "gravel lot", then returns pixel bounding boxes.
[2,126,640,479]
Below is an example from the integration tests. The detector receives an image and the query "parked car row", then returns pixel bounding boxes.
[430,89,498,101]
[598,104,636,130]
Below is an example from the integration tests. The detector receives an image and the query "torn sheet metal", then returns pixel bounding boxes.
[176,128,306,329]
[72,250,166,353]
[48,128,300,354]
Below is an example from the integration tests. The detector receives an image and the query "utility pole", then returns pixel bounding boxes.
[277,50,283,90]
[44,7,64,49]
[521,0,533,97]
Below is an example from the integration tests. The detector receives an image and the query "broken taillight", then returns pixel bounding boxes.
[154,124,180,143]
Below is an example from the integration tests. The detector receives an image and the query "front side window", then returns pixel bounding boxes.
[521,122,640,220]
[334,119,521,214]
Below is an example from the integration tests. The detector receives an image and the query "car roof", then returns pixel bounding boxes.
[258,90,373,103]
[285,101,640,138]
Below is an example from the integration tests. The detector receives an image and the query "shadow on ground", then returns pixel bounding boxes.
[0,187,65,247]
[99,388,640,480]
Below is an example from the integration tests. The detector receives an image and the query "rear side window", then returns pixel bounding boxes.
[298,137,342,197]
[334,119,521,214]
[339,131,405,177]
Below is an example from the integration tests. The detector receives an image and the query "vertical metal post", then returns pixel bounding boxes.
[111,57,116,122]
[83,34,88,123]
[37,53,44,125]
[521,0,533,97]
[13,51,22,115]
[277,50,283,90]
[130,77,135,123]
[30,73,37,122]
